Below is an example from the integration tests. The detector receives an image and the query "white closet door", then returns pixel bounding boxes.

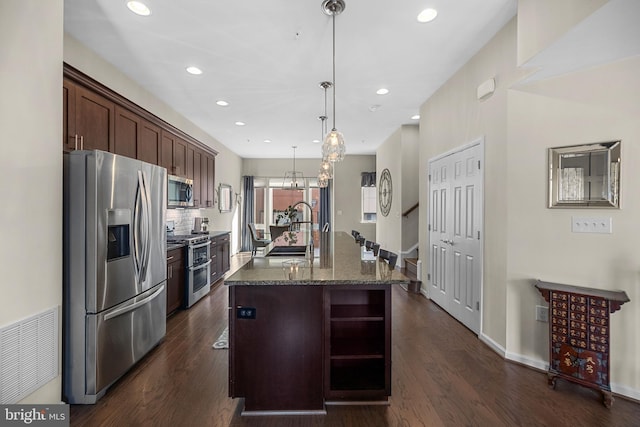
[427,141,483,334]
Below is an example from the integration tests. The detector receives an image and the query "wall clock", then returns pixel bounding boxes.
[379,168,392,217]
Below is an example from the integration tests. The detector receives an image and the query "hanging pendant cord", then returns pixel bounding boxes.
[331,10,336,131]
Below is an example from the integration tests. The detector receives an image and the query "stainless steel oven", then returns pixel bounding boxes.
[186,239,211,307]
[167,234,211,308]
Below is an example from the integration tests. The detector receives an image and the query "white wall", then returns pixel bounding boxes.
[418,5,640,399]
[400,125,420,253]
[376,129,403,258]
[0,0,63,403]
[507,56,640,398]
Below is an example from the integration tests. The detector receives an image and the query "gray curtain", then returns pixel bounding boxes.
[319,185,331,232]
[241,176,254,251]
[361,172,376,187]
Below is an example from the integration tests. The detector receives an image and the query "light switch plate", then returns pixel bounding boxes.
[571,216,612,234]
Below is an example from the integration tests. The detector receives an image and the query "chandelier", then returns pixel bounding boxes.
[282,146,304,190]
[321,0,346,163]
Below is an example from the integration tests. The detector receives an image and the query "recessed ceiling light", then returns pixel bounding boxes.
[186,66,202,75]
[312,139,321,144]
[216,100,229,107]
[127,1,151,16]
[263,139,271,143]
[411,114,420,120]
[417,8,438,23]
[235,121,246,126]
[376,88,389,95]
[368,104,381,112]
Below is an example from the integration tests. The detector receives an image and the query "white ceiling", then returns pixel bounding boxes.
[64,0,517,159]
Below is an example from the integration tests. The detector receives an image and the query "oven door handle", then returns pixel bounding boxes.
[188,260,212,271]
[190,241,211,251]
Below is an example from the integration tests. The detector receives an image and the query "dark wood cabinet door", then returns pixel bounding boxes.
[200,151,209,207]
[63,79,76,152]
[210,240,219,284]
[206,154,215,208]
[173,137,187,177]
[160,131,174,173]
[166,249,185,316]
[192,150,202,207]
[114,106,139,158]
[75,86,114,152]
[138,119,161,165]
[186,145,195,181]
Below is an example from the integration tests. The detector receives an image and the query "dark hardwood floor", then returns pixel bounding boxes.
[70,254,640,427]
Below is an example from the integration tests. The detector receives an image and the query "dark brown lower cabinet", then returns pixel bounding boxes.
[166,248,185,316]
[229,283,391,412]
[210,233,230,286]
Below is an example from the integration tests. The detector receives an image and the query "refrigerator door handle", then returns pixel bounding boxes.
[103,285,165,321]
[139,171,152,283]
[134,171,144,281]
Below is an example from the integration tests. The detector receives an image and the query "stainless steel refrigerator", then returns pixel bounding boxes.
[63,150,167,404]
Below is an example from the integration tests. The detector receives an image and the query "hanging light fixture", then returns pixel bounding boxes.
[318,114,330,188]
[317,81,333,188]
[321,0,346,163]
[283,145,304,190]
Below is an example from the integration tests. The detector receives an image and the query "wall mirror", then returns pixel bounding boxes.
[548,141,620,208]
[218,183,233,213]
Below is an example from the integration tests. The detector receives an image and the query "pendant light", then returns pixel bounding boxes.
[283,146,304,190]
[321,0,346,163]
[318,114,330,188]
[317,81,333,187]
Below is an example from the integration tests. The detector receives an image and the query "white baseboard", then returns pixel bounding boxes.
[478,333,506,358]
[480,335,640,402]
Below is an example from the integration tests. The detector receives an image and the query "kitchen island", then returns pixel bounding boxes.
[226,231,409,414]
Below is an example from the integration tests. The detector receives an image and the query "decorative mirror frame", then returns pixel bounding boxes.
[218,183,233,213]
[548,141,620,208]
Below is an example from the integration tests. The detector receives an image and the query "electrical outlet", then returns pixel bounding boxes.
[236,307,256,319]
[536,305,549,322]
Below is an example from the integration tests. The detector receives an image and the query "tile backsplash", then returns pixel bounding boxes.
[166,209,202,235]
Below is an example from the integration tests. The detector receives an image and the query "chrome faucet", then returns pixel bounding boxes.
[291,200,314,255]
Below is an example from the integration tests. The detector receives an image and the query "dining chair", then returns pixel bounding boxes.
[269,225,290,241]
[248,223,271,257]
[356,235,365,246]
[378,249,398,269]
[372,243,381,256]
[351,230,360,239]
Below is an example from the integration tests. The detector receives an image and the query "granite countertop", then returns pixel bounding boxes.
[226,232,410,286]
[208,230,230,238]
[167,243,186,252]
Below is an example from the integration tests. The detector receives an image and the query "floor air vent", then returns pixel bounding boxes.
[0,307,58,404]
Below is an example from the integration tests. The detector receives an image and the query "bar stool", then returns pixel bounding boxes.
[378,249,398,269]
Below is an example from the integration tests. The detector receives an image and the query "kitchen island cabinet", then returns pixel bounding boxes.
[226,232,408,414]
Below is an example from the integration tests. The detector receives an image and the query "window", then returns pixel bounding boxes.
[251,177,321,246]
[361,186,377,223]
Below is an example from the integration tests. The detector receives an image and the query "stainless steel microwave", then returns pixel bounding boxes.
[167,175,193,207]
